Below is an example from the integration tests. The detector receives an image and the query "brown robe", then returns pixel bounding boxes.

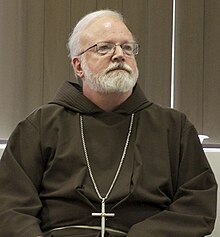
[0,81,217,237]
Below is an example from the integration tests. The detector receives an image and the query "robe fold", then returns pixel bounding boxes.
[0,81,217,237]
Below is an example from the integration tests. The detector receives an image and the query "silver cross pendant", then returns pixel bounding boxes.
[92,198,115,237]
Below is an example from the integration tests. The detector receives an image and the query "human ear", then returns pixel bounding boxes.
[71,57,84,78]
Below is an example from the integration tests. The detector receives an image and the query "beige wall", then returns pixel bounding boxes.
[0,0,172,139]
[205,151,220,237]
[1,0,220,143]
[174,0,220,144]
[1,0,220,144]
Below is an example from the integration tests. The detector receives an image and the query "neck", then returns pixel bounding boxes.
[83,84,132,112]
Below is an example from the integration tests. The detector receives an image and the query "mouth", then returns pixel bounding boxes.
[107,67,130,73]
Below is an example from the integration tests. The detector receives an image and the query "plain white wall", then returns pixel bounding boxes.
[205,151,220,237]
[0,149,3,158]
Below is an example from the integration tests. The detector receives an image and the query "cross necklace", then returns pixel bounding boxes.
[80,113,134,237]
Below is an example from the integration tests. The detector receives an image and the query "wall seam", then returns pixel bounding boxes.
[202,0,206,135]
[42,0,46,104]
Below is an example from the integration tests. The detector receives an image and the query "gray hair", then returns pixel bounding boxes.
[67,9,125,59]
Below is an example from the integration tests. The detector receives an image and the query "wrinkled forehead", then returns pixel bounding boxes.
[80,16,134,47]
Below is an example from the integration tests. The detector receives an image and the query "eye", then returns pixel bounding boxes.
[122,44,133,54]
[97,43,113,54]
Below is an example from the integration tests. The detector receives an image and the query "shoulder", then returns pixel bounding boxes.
[19,103,76,130]
[140,103,194,132]
[143,102,186,121]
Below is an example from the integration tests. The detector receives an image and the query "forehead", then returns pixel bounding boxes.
[80,16,134,46]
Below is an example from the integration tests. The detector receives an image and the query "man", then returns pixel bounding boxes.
[0,9,217,237]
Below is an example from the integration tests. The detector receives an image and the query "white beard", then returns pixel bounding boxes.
[81,59,139,94]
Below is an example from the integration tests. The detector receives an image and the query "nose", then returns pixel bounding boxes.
[112,45,125,62]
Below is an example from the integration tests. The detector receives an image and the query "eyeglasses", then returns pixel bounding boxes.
[78,42,139,56]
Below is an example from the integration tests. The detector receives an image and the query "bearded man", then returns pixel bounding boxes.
[0,9,217,237]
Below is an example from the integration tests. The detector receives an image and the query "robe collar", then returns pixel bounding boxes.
[50,80,152,114]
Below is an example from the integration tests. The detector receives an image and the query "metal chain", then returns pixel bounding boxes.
[80,113,134,202]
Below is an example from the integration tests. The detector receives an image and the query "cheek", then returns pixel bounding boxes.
[128,59,138,72]
[87,58,109,74]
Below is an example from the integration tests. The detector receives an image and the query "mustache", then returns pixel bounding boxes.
[105,62,132,74]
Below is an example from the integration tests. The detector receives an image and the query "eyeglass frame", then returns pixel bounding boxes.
[77,42,139,56]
